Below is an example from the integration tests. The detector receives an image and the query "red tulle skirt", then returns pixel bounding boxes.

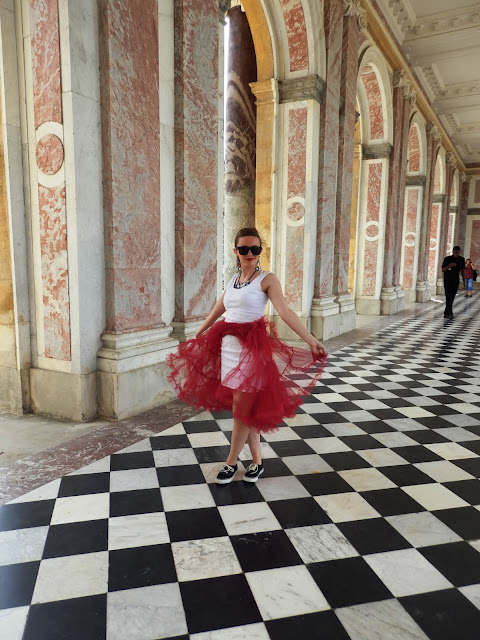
[167,317,328,433]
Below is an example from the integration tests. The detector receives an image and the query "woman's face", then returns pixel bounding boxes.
[234,235,262,270]
[466,259,471,267]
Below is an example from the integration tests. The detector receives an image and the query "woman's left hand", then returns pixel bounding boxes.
[308,338,327,361]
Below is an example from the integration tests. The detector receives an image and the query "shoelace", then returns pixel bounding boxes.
[247,464,258,473]
[222,464,235,473]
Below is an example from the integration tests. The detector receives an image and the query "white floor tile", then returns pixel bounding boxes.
[0,607,29,640]
[402,483,469,511]
[50,493,110,525]
[108,512,170,550]
[315,492,380,522]
[386,512,462,548]
[153,448,199,467]
[161,484,215,512]
[110,468,159,493]
[219,502,282,536]
[358,448,407,467]
[305,437,351,454]
[339,468,397,492]
[425,442,477,460]
[286,524,358,563]
[257,476,311,501]
[415,461,474,482]
[0,526,49,566]
[172,537,242,582]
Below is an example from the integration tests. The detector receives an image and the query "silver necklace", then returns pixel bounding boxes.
[234,266,260,289]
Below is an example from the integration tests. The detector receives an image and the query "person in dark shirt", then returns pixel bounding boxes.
[441,246,465,319]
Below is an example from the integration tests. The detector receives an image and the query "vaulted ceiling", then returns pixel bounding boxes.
[379,0,480,167]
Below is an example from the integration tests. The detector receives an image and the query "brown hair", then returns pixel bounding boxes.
[234,227,262,247]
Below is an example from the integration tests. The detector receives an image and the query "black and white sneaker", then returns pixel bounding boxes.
[215,463,237,484]
[243,463,264,483]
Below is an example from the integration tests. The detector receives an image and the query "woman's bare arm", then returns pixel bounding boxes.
[195,293,226,338]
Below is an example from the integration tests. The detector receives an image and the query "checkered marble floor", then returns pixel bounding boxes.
[2,296,480,640]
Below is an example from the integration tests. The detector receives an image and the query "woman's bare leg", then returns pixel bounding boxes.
[247,429,262,465]
[225,392,251,465]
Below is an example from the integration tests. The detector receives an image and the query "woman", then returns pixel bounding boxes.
[168,227,327,485]
[464,258,476,298]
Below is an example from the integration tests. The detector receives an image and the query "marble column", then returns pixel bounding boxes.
[311,0,348,341]
[21,0,104,420]
[333,3,366,318]
[274,76,323,340]
[455,174,471,250]
[173,0,221,339]
[0,2,30,413]
[401,184,423,301]
[416,123,441,302]
[224,5,256,281]
[97,0,177,419]
[436,154,456,293]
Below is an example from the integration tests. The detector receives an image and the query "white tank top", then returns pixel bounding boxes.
[224,271,271,323]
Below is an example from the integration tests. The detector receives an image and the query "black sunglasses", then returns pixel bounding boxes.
[236,245,262,256]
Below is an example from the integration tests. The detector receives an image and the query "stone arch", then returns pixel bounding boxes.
[353,47,393,314]
[400,113,427,300]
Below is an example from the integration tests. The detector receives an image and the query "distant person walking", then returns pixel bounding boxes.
[464,258,477,298]
[441,246,465,319]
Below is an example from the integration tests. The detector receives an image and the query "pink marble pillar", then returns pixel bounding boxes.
[383,85,407,290]
[314,0,343,300]
[470,220,480,262]
[30,0,71,360]
[284,107,308,311]
[334,12,360,297]
[402,188,421,290]
[416,132,438,286]
[446,213,454,255]
[99,0,162,334]
[279,0,309,73]
[393,95,412,288]
[224,6,256,278]
[455,177,471,250]
[361,162,384,296]
[174,0,220,328]
[427,203,440,284]
[436,162,454,277]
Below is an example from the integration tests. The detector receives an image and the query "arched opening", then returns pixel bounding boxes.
[400,115,426,302]
[427,149,445,287]
[351,50,393,316]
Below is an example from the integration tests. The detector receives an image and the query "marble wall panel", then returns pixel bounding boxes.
[29,0,71,360]
[470,220,480,262]
[436,165,454,277]
[433,158,442,193]
[99,0,161,333]
[402,188,419,290]
[279,0,309,73]
[362,162,382,296]
[315,0,342,298]
[360,66,384,141]
[174,0,219,322]
[475,180,480,203]
[416,135,436,284]
[284,106,307,310]
[428,203,439,284]
[446,213,454,255]
[455,180,470,249]
[393,98,412,287]
[407,125,420,173]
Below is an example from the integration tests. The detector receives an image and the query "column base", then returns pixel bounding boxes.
[274,314,310,342]
[379,287,406,316]
[171,320,205,343]
[310,295,356,340]
[415,281,432,303]
[30,369,96,421]
[436,278,444,295]
[0,366,30,413]
[97,326,178,420]
[356,297,381,316]
[403,288,417,303]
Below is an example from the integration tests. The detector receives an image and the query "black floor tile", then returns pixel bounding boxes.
[320,451,372,471]
[0,561,39,609]
[23,595,107,640]
[391,445,443,463]
[156,464,205,487]
[58,473,110,498]
[360,488,425,516]
[308,557,392,608]
[109,488,164,517]
[43,520,108,558]
[340,435,386,450]
[420,541,480,586]
[108,544,177,591]
[268,497,331,528]
[166,508,228,543]
[230,530,302,571]
[193,445,232,464]
[357,421,396,434]
[434,507,480,540]
[379,464,436,486]
[268,440,315,457]
[453,458,480,478]
[266,611,350,640]
[0,500,55,532]
[298,472,355,496]
[338,518,412,555]
[310,412,352,424]
[291,424,332,439]
[180,574,262,634]
[443,479,480,505]
[209,481,264,506]
[110,451,155,471]
[405,430,450,445]
[182,420,222,433]
[400,589,480,640]
[150,434,191,450]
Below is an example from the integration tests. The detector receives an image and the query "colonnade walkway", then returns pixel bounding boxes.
[1,296,480,639]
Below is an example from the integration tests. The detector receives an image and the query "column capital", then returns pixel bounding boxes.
[446,151,457,169]
[343,0,367,31]
[363,142,393,159]
[278,74,326,104]
[426,121,442,143]
[219,0,231,23]
[393,70,417,105]
[461,172,472,183]
[250,79,279,105]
